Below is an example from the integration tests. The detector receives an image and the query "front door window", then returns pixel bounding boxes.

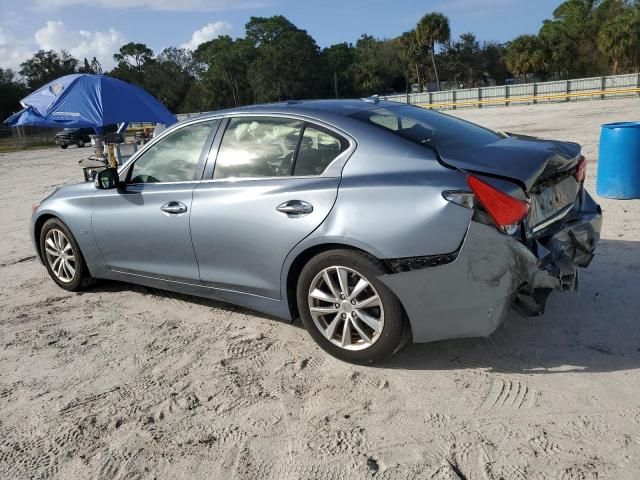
[130,120,218,183]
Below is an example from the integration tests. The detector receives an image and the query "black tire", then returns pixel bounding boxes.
[39,218,95,291]
[77,139,85,148]
[60,144,68,149]
[297,249,409,365]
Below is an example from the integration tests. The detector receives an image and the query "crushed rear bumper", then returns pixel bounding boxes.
[378,189,602,343]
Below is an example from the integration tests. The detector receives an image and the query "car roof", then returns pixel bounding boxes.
[184,98,401,124]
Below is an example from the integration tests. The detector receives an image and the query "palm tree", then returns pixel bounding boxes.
[504,35,547,83]
[397,30,424,90]
[416,13,450,90]
[598,9,640,74]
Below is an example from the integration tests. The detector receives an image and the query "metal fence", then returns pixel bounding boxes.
[0,126,60,151]
[381,73,640,110]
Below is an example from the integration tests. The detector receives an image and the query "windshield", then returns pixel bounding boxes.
[348,105,505,150]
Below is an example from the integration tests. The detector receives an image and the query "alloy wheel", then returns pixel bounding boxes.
[308,266,384,351]
[44,229,76,283]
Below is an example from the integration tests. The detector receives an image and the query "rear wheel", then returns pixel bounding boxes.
[60,144,68,149]
[77,139,85,148]
[40,218,94,291]
[297,249,409,364]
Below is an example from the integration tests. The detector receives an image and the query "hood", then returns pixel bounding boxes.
[436,135,581,190]
[41,181,95,205]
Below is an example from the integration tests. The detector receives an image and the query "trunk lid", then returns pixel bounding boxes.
[438,134,583,234]
[436,134,581,190]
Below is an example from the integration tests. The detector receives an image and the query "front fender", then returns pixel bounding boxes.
[31,185,104,274]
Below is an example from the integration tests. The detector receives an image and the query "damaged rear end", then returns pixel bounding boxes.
[515,152,601,314]
[350,104,602,343]
[381,135,602,343]
[439,136,602,321]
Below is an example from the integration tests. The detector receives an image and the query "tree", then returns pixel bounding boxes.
[504,35,548,82]
[180,81,211,113]
[19,50,78,90]
[250,28,323,102]
[157,47,199,76]
[598,6,640,74]
[439,33,484,87]
[242,16,324,102]
[416,13,451,90]
[0,69,27,122]
[322,43,356,97]
[146,48,198,113]
[538,0,625,78]
[397,30,425,90]
[195,36,256,108]
[78,57,103,74]
[350,35,404,96]
[482,41,509,85]
[111,42,154,87]
[245,15,298,46]
[12,2,638,116]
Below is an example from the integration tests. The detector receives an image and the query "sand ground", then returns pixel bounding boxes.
[1,98,639,479]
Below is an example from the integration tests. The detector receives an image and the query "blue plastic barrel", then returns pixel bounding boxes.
[597,122,640,199]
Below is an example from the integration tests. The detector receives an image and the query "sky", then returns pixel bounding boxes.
[0,0,562,71]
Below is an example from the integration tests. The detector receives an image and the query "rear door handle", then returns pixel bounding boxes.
[276,200,313,217]
[161,201,188,215]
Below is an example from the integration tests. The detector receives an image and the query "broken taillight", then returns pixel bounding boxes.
[574,155,586,183]
[467,175,529,234]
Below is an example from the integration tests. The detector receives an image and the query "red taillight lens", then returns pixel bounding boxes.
[467,175,529,232]
[574,155,586,183]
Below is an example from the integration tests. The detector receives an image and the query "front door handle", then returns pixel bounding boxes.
[161,201,188,215]
[276,200,314,217]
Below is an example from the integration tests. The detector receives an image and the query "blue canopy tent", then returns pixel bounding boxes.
[4,74,177,131]
[4,107,48,127]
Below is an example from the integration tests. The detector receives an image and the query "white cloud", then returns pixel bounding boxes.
[34,21,126,70]
[0,27,32,70]
[181,21,233,50]
[31,0,268,12]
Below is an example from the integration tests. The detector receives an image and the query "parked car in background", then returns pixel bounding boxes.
[55,128,92,149]
[32,99,602,364]
[55,124,123,149]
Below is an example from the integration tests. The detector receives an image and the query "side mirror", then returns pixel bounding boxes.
[95,168,119,189]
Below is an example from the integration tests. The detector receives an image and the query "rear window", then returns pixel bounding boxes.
[348,105,504,150]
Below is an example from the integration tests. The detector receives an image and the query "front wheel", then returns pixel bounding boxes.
[77,139,85,148]
[40,218,95,291]
[59,144,68,149]
[297,249,409,364]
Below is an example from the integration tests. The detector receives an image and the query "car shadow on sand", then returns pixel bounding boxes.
[388,238,640,374]
[88,239,638,374]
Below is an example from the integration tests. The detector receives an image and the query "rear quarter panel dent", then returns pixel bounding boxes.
[379,222,535,342]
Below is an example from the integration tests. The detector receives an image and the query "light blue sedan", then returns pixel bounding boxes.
[31,100,602,364]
